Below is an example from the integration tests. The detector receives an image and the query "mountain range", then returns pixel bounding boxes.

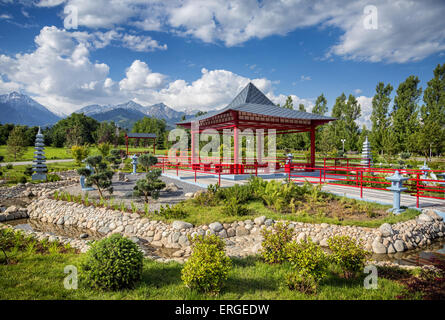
[0,92,202,129]
[0,92,61,127]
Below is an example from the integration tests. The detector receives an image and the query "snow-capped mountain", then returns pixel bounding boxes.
[75,101,199,126]
[0,91,61,126]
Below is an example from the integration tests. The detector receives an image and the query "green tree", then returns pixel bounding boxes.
[95,121,117,145]
[71,145,90,166]
[133,169,166,203]
[48,113,99,147]
[298,103,305,111]
[282,96,294,109]
[417,64,445,158]
[370,82,393,154]
[312,94,328,115]
[391,75,422,153]
[138,153,158,172]
[97,142,111,158]
[132,117,167,150]
[6,126,27,160]
[77,155,113,198]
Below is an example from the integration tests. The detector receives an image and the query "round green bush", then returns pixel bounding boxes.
[260,222,293,264]
[80,234,143,290]
[181,234,232,294]
[327,235,369,279]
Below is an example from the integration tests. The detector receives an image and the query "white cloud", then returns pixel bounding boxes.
[300,75,312,82]
[49,0,445,63]
[0,26,311,114]
[0,14,12,20]
[356,95,373,129]
[35,0,66,7]
[119,60,166,91]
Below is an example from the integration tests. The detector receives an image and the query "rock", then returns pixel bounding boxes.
[163,183,179,193]
[218,229,228,238]
[387,243,396,254]
[254,216,266,226]
[129,236,140,244]
[379,223,394,237]
[209,222,223,232]
[423,209,443,221]
[264,219,274,227]
[417,213,434,223]
[372,239,387,254]
[296,232,307,242]
[193,190,206,198]
[4,206,17,214]
[227,228,236,237]
[172,220,193,230]
[319,238,328,247]
[236,226,249,236]
[172,249,184,257]
[184,192,194,198]
[79,233,89,239]
[394,239,405,252]
[178,235,189,246]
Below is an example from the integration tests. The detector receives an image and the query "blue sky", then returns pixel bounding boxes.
[0,0,444,128]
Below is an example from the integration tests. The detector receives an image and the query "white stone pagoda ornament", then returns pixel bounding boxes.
[361,136,372,167]
[32,127,47,181]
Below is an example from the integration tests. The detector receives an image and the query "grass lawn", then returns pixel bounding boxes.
[0,145,168,162]
[147,197,420,228]
[0,250,414,300]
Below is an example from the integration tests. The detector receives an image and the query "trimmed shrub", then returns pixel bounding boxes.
[157,203,188,219]
[285,238,329,293]
[222,197,249,216]
[260,222,293,264]
[181,234,232,294]
[327,235,369,279]
[80,234,143,290]
[18,175,27,184]
[47,174,61,182]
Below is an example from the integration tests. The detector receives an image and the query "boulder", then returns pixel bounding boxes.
[379,223,394,237]
[372,238,387,254]
[184,192,194,198]
[394,239,406,252]
[209,222,223,232]
[417,213,434,224]
[4,206,17,214]
[236,226,249,236]
[172,220,193,230]
[254,216,266,226]
[423,209,443,221]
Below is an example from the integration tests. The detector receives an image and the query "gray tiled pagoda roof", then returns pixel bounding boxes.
[178,82,334,124]
[126,133,157,138]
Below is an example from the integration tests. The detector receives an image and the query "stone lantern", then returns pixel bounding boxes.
[386,170,408,214]
[419,161,430,179]
[131,154,138,175]
[32,127,47,181]
[361,136,372,167]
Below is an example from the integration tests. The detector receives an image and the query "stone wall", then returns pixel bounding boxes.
[24,198,445,258]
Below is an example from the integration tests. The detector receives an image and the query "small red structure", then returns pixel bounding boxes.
[125,133,157,155]
[177,82,335,173]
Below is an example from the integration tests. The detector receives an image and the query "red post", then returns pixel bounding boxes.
[310,125,316,171]
[416,173,420,208]
[153,138,156,155]
[360,171,363,198]
[176,163,178,176]
[195,168,196,182]
[218,170,221,186]
[319,168,322,185]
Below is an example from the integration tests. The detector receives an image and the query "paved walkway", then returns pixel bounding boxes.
[0,159,74,166]
[161,169,445,212]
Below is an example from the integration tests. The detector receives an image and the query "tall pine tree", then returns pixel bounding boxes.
[370,82,393,154]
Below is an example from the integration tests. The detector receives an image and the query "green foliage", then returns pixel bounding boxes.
[222,197,249,216]
[76,155,113,198]
[6,126,27,161]
[181,234,232,294]
[327,236,369,279]
[132,117,167,149]
[46,113,99,147]
[23,165,33,176]
[97,142,111,157]
[157,203,188,219]
[138,153,158,172]
[105,149,123,171]
[5,163,13,170]
[18,175,27,184]
[46,173,61,182]
[133,168,165,203]
[260,222,293,264]
[286,238,329,285]
[80,234,143,291]
[286,272,318,294]
[71,145,90,166]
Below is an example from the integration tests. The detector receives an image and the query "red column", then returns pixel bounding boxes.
[310,125,316,170]
[191,130,196,164]
[153,138,156,155]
